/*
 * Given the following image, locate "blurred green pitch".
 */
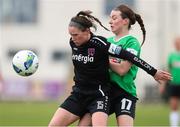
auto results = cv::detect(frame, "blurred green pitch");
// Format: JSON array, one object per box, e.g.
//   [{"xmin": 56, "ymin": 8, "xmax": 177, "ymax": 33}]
[{"xmin": 0, "ymin": 102, "xmax": 170, "ymax": 126}]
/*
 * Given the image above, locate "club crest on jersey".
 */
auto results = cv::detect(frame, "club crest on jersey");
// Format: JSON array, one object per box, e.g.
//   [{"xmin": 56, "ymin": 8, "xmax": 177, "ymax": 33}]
[{"xmin": 88, "ymin": 48, "xmax": 95, "ymax": 56}]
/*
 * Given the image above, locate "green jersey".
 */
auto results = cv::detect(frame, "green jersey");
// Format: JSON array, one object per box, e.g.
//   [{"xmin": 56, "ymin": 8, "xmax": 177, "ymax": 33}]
[
  {"xmin": 107, "ymin": 35, "xmax": 141, "ymax": 97},
  {"xmin": 168, "ymin": 52, "xmax": 180, "ymax": 84}
]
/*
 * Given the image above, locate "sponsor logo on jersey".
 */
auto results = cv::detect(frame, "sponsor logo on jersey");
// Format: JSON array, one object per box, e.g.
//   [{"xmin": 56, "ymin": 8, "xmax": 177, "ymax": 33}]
[
  {"xmin": 88, "ymin": 48, "xmax": 95, "ymax": 56},
  {"xmin": 172, "ymin": 61, "xmax": 180, "ymax": 67},
  {"xmin": 126, "ymin": 48, "xmax": 138, "ymax": 55},
  {"xmin": 108, "ymin": 43, "xmax": 122, "ymax": 55},
  {"xmin": 72, "ymin": 54, "xmax": 94, "ymax": 64}
]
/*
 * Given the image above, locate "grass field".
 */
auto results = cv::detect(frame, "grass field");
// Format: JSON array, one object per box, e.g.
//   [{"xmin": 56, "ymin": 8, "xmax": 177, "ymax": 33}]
[{"xmin": 0, "ymin": 101, "xmax": 170, "ymax": 126}]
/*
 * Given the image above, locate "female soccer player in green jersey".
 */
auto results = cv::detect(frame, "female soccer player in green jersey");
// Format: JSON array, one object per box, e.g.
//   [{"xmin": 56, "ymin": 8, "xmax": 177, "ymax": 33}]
[
  {"xmin": 77, "ymin": 4, "xmax": 169, "ymax": 126},
  {"xmin": 107, "ymin": 4, "xmax": 144, "ymax": 126},
  {"xmin": 159, "ymin": 37, "xmax": 180, "ymax": 126}
]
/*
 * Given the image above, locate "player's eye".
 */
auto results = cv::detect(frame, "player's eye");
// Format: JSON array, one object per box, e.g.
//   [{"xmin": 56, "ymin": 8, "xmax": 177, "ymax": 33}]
[{"xmin": 71, "ymin": 34, "xmax": 78, "ymax": 37}]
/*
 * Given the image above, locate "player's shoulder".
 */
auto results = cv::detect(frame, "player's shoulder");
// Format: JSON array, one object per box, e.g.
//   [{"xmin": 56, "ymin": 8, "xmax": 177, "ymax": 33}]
[
  {"xmin": 107, "ymin": 36, "xmax": 114, "ymax": 41},
  {"xmin": 169, "ymin": 51, "xmax": 179, "ymax": 58},
  {"xmin": 90, "ymin": 34, "xmax": 108, "ymax": 46},
  {"xmin": 125, "ymin": 35, "xmax": 140, "ymax": 47},
  {"xmin": 125, "ymin": 35, "xmax": 139, "ymax": 43}
]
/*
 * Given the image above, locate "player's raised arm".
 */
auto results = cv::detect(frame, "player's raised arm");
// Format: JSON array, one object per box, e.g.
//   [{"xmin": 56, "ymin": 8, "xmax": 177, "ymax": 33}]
[
  {"xmin": 107, "ymin": 43, "xmax": 172, "ymax": 81},
  {"xmin": 90, "ymin": 38, "xmax": 171, "ymax": 80}
]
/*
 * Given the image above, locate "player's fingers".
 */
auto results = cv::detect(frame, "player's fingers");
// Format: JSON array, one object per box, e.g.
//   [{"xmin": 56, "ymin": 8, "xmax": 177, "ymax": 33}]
[
  {"xmin": 156, "ymin": 75, "xmax": 170, "ymax": 81},
  {"xmin": 162, "ymin": 74, "xmax": 172, "ymax": 80},
  {"xmin": 160, "ymin": 71, "xmax": 172, "ymax": 80},
  {"xmin": 160, "ymin": 71, "xmax": 170, "ymax": 76}
]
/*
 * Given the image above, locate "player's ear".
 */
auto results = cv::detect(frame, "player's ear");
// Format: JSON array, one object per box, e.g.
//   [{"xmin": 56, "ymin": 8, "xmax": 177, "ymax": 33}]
[
  {"xmin": 123, "ymin": 18, "xmax": 129, "ymax": 25},
  {"xmin": 85, "ymin": 28, "xmax": 90, "ymax": 32},
  {"xmin": 84, "ymin": 28, "xmax": 91, "ymax": 34}
]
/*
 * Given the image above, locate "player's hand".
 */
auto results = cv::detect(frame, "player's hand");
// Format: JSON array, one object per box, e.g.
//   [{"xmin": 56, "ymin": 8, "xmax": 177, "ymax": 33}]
[{"xmin": 153, "ymin": 70, "xmax": 172, "ymax": 84}]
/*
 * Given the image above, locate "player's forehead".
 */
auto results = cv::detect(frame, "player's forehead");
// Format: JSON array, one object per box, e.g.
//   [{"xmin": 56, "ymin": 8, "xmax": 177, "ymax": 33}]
[
  {"xmin": 174, "ymin": 37, "xmax": 180, "ymax": 45},
  {"xmin": 176, "ymin": 37, "xmax": 180, "ymax": 42},
  {"xmin": 68, "ymin": 26, "xmax": 82, "ymax": 34},
  {"xmin": 110, "ymin": 10, "xmax": 121, "ymax": 18}
]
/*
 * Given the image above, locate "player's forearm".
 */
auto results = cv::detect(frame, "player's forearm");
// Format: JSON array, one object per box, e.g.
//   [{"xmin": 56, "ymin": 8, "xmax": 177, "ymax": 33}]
[
  {"xmin": 109, "ymin": 60, "xmax": 131, "ymax": 76},
  {"xmin": 108, "ymin": 44, "xmax": 157, "ymax": 76}
]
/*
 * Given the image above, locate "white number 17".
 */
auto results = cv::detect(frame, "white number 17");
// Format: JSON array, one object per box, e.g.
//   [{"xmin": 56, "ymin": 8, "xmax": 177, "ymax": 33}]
[{"xmin": 121, "ymin": 98, "xmax": 132, "ymax": 110}]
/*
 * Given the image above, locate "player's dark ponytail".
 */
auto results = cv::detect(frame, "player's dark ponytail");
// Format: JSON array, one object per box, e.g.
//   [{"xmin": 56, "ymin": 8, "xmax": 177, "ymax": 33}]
[{"xmin": 69, "ymin": 10, "xmax": 109, "ymax": 32}]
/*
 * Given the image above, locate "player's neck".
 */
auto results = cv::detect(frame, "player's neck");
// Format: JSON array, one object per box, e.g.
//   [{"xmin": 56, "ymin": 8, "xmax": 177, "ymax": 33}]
[{"xmin": 114, "ymin": 31, "xmax": 129, "ymax": 41}]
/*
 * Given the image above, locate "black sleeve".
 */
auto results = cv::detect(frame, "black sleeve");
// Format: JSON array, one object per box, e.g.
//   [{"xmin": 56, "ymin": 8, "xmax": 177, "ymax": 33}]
[
  {"xmin": 90, "ymin": 37, "xmax": 157, "ymax": 76},
  {"xmin": 108, "ymin": 43, "xmax": 157, "ymax": 76}
]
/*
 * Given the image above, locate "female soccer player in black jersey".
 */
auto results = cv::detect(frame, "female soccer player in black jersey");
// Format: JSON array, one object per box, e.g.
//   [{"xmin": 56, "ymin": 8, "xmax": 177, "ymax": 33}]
[{"xmin": 48, "ymin": 11, "xmax": 171, "ymax": 126}]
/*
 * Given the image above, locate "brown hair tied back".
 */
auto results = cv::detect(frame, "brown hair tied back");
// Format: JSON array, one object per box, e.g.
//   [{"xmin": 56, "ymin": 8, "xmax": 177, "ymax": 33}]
[
  {"xmin": 135, "ymin": 13, "xmax": 146, "ymax": 46},
  {"xmin": 70, "ymin": 10, "xmax": 109, "ymax": 32},
  {"xmin": 114, "ymin": 4, "xmax": 146, "ymax": 46}
]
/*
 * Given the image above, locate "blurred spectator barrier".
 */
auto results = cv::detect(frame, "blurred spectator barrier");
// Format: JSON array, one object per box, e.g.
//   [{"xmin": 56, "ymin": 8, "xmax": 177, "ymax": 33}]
[{"xmin": 0, "ymin": 78, "xmax": 66, "ymax": 101}]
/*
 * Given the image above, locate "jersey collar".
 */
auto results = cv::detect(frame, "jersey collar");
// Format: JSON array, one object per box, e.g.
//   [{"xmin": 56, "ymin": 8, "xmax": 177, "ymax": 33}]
[{"xmin": 113, "ymin": 34, "xmax": 131, "ymax": 42}]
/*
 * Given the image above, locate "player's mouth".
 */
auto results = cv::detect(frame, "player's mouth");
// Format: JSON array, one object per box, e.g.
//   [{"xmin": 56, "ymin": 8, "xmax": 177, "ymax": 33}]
[{"xmin": 110, "ymin": 25, "xmax": 114, "ymax": 30}]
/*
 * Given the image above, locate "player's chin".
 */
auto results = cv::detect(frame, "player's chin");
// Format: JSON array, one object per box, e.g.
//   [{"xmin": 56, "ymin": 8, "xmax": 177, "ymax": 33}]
[
  {"xmin": 74, "ymin": 42, "xmax": 81, "ymax": 46},
  {"xmin": 111, "ymin": 28, "xmax": 116, "ymax": 33},
  {"xmin": 74, "ymin": 43, "xmax": 80, "ymax": 46}
]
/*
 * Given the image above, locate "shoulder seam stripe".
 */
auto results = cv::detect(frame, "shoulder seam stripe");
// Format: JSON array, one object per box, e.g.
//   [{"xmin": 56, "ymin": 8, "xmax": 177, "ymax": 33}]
[{"xmin": 92, "ymin": 37, "xmax": 107, "ymax": 46}]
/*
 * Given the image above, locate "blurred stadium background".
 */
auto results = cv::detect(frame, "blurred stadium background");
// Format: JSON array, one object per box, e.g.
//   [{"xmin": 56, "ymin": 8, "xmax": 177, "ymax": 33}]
[{"xmin": 0, "ymin": 0, "xmax": 180, "ymax": 126}]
